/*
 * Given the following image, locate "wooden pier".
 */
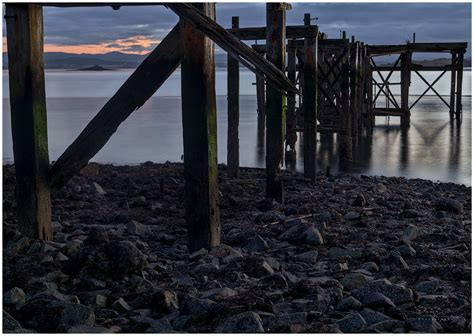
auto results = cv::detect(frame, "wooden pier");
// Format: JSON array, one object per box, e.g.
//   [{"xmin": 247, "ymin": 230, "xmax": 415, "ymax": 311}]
[{"xmin": 4, "ymin": 3, "xmax": 468, "ymax": 251}]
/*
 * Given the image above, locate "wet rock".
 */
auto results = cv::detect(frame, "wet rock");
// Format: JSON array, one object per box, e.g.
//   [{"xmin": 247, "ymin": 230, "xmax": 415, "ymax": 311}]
[
  {"xmin": 215, "ymin": 311, "xmax": 264, "ymax": 333},
  {"xmin": 335, "ymin": 296, "xmax": 362, "ymax": 311},
  {"xmin": 360, "ymin": 262, "xmax": 379, "ymax": 273},
  {"xmin": 341, "ymin": 272, "xmax": 373, "ymax": 290},
  {"xmin": 359, "ymin": 308, "xmax": 394, "ymax": 325},
  {"xmin": 344, "ymin": 211, "xmax": 361, "ymax": 221},
  {"xmin": 153, "ymin": 290, "xmax": 179, "ymax": 314},
  {"xmin": 263, "ymin": 312, "xmax": 307, "ymax": 331},
  {"xmin": 189, "ymin": 248, "xmax": 208, "ymax": 260},
  {"xmin": 242, "ymin": 234, "xmax": 268, "ymax": 252},
  {"xmin": 353, "ymin": 278, "xmax": 413, "ymax": 304},
  {"xmin": 126, "ymin": 220, "xmax": 150, "ymax": 236},
  {"xmin": 279, "ymin": 222, "xmax": 323, "ymax": 246},
  {"xmin": 336, "ymin": 313, "xmax": 367, "ymax": 333},
  {"xmin": 202, "ymin": 287, "xmax": 237, "ymax": 301},
  {"xmin": 4, "ymin": 287, "xmax": 26, "ymax": 310},
  {"xmin": 435, "ymin": 197, "xmax": 463, "ymax": 213},
  {"xmin": 406, "ymin": 315, "xmax": 443, "ymax": 332},
  {"xmin": 361, "ymin": 292, "xmax": 396, "ymax": 310},
  {"xmin": 67, "ymin": 325, "xmax": 112, "ymax": 333},
  {"xmin": 145, "ymin": 317, "xmax": 175, "ymax": 333},
  {"xmin": 415, "ymin": 279, "xmax": 439, "ymax": 294},
  {"xmin": 112, "ymin": 298, "xmax": 132, "ymax": 313}
]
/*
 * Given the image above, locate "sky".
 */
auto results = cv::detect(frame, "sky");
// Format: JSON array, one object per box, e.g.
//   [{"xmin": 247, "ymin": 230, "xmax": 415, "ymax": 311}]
[{"xmin": 2, "ymin": 3, "xmax": 472, "ymax": 57}]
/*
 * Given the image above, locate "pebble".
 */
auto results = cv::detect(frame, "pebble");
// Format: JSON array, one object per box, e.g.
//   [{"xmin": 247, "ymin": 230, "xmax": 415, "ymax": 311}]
[{"xmin": 341, "ymin": 272, "xmax": 373, "ymax": 290}]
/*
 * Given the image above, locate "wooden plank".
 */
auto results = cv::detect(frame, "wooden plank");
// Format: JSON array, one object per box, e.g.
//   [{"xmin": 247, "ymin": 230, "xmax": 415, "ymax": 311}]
[
  {"xmin": 166, "ymin": 3, "xmax": 298, "ymax": 95},
  {"xmin": 228, "ymin": 25, "xmax": 317, "ymax": 40},
  {"xmin": 6, "ymin": 4, "xmax": 52, "ymax": 240},
  {"xmin": 455, "ymin": 51, "xmax": 464, "ymax": 121},
  {"xmin": 285, "ymin": 40, "xmax": 297, "ymax": 155},
  {"xmin": 50, "ymin": 24, "xmax": 181, "ymax": 188},
  {"xmin": 227, "ymin": 16, "xmax": 240, "ymax": 178},
  {"xmin": 265, "ymin": 3, "xmax": 286, "ymax": 203},
  {"xmin": 373, "ymin": 108, "xmax": 405, "ymax": 117},
  {"xmin": 302, "ymin": 14, "xmax": 317, "ymax": 183},
  {"xmin": 180, "ymin": 3, "xmax": 220, "ymax": 251},
  {"xmin": 367, "ymin": 42, "xmax": 468, "ymax": 55}
]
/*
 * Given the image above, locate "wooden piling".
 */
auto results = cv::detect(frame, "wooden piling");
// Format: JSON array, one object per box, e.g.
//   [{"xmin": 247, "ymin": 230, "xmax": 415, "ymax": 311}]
[
  {"xmin": 285, "ymin": 39, "xmax": 297, "ymax": 157},
  {"xmin": 339, "ymin": 42, "xmax": 353, "ymax": 164},
  {"xmin": 303, "ymin": 13, "xmax": 317, "ymax": 182},
  {"xmin": 253, "ymin": 47, "xmax": 266, "ymax": 132},
  {"xmin": 455, "ymin": 50, "xmax": 464, "ymax": 122},
  {"xmin": 349, "ymin": 40, "xmax": 358, "ymax": 136},
  {"xmin": 5, "ymin": 4, "xmax": 52, "ymax": 240},
  {"xmin": 180, "ymin": 3, "xmax": 220, "ymax": 251},
  {"xmin": 449, "ymin": 52, "xmax": 457, "ymax": 121},
  {"xmin": 400, "ymin": 51, "xmax": 411, "ymax": 127},
  {"xmin": 227, "ymin": 16, "xmax": 240, "ymax": 178},
  {"xmin": 265, "ymin": 3, "xmax": 286, "ymax": 203}
]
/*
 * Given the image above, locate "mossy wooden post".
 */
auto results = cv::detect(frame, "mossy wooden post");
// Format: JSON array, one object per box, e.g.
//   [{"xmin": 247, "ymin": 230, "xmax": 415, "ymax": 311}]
[
  {"xmin": 180, "ymin": 3, "xmax": 220, "ymax": 251},
  {"xmin": 6, "ymin": 4, "xmax": 52, "ymax": 240},
  {"xmin": 227, "ymin": 16, "xmax": 240, "ymax": 178},
  {"xmin": 285, "ymin": 39, "xmax": 297, "ymax": 158},
  {"xmin": 449, "ymin": 52, "xmax": 457, "ymax": 121},
  {"xmin": 455, "ymin": 50, "xmax": 464, "ymax": 123},
  {"xmin": 303, "ymin": 13, "xmax": 317, "ymax": 183},
  {"xmin": 339, "ymin": 41, "xmax": 353, "ymax": 165},
  {"xmin": 400, "ymin": 51, "xmax": 411, "ymax": 127},
  {"xmin": 265, "ymin": 3, "xmax": 286, "ymax": 203}
]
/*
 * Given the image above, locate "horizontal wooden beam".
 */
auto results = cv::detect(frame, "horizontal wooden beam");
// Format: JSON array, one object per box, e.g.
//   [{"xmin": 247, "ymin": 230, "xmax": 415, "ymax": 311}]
[
  {"xmin": 373, "ymin": 108, "xmax": 407, "ymax": 117},
  {"xmin": 228, "ymin": 25, "xmax": 318, "ymax": 40},
  {"xmin": 50, "ymin": 23, "xmax": 181, "ymax": 189},
  {"xmin": 372, "ymin": 65, "xmax": 462, "ymax": 72},
  {"xmin": 367, "ymin": 42, "xmax": 468, "ymax": 55},
  {"xmin": 38, "ymin": 3, "xmax": 161, "ymax": 8},
  {"xmin": 166, "ymin": 3, "xmax": 298, "ymax": 95}
]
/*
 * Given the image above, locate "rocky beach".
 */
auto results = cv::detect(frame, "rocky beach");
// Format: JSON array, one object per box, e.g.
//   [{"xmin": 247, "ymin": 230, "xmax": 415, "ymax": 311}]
[{"xmin": 3, "ymin": 162, "xmax": 471, "ymax": 333}]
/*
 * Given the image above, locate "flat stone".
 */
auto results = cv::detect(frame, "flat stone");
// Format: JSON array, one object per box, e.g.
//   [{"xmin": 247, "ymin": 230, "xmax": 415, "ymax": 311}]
[
  {"xmin": 184, "ymin": 298, "xmax": 217, "ymax": 315},
  {"xmin": 341, "ymin": 272, "xmax": 373, "ymax": 290},
  {"xmin": 263, "ymin": 312, "xmax": 307, "ymax": 331},
  {"xmin": 336, "ymin": 313, "xmax": 367, "ymax": 333},
  {"xmin": 92, "ymin": 182, "xmax": 106, "ymax": 195},
  {"xmin": 435, "ymin": 197, "xmax": 463, "ymax": 213},
  {"xmin": 328, "ymin": 247, "xmax": 363, "ymax": 259},
  {"xmin": 112, "ymin": 298, "xmax": 131, "ymax": 313},
  {"xmin": 344, "ymin": 211, "xmax": 361, "ymax": 220},
  {"xmin": 279, "ymin": 222, "xmax": 324, "ymax": 246},
  {"xmin": 126, "ymin": 220, "xmax": 150, "ymax": 236},
  {"xmin": 361, "ymin": 292, "xmax": 396, "ymax": 310},
  {"xmin": 406, "ymin": 315, "xmax": 443, "ymax": 332},
  {"xmin": 215, "ymin": 311, "xmax": 264, "ymax": 333},
  {"xmin": 145, "ymin": 317, "xmax": 175, "ymax": 333},
  {"xmin": 201, "ymin": 287, "xmax": 237, "ymax": 300},
  {"xmin": 415, "ymin": 279, "xmax": 439, "ymax": 294},
  {"xmin": 242, "ymin": 234, "xmax": 269, "ymax": 252},
  {"xmin": 360, "ymin": 262, "xmax": 379, "ymax": 273},
  {"xmin": 353, "ymin": 278, "xmax": 413, "ymax": 304},
  {"xmin": 335, "ymin": 296, "xmax": 363, "ymax": 311},
  {"xmin": 189, "ymin": 248, "xmax": 208, "ymax": 260},
  {"xmin": 293, "ymin": 250, "xmax": 318, "ymax": 263},
  {"xmin": 359, "ymin": 308, "xmax": 394, "ymax": 325}
]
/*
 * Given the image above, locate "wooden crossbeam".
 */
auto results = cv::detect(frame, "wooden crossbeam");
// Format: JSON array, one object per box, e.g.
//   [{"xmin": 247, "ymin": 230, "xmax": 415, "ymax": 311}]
[
  {"xmin": 372, "ymin": 55, "xmax": 401, "ymax": 102},
  {"xmin": 415, "ymin": 70, "xmax": 450, "ymax": 109},
  {"xmin": 228, "ymin": 25, "xmax": 317, "ymax": 40},
  {"xmin": 166, "ymin": 3, "xmax": 298, "ymax": 95},
  {"xmin": 50, "ymin": 23, "xmax": 181, "ymax": 188},
  {"xmin": 409, "ymin": 70, "xmax": 447, "ymax": 110}
]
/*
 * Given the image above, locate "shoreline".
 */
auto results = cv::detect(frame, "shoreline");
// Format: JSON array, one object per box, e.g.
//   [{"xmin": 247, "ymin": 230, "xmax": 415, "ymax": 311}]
[{"xmin": 3, "ymin": 162, "xmax": 471, "ymax": 333}]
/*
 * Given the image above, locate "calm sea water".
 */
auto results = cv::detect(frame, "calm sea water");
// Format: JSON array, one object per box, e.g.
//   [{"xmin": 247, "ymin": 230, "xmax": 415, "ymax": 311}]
[{"xmin": 2, "ymin": 69, "xmax": 472, "ymax": 185}]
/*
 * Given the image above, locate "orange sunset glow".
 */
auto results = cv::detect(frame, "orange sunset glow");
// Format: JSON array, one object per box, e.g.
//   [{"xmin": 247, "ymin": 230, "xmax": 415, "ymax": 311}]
[{"xmin": 3, "ymin": 35, "xmax": 161, "ymax": 54}]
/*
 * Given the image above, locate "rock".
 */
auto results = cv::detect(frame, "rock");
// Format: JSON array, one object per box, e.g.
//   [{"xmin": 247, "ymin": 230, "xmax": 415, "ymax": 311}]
[
  {"xmin": 3, "ymin": 311, "xmax": 22, "ymax": 332},
  {"xmin": 341, "ymin": 272, "xmax": 373, "ymax": 290},
  {"xmin": 398, "ymin": 244, "xmax": 416, "ymax": 257},
  {"xmin": 361, "ymin": 292, "xmax": 396, "ymax": 310},
  {"xmin": 328, "ymin": 247, "xmax": 363, "ymax": 259},
  {"xmin": 353, "ymin": 278, "xmax": 413, "ymax": 304},
  {"xmin": 263, "ymin": 312, "xmax": 307, "ymax": 331},
  {"xmin": 352, "ymin": 193, "xmax": 366, "ymax": 207},
  {"xmin": 389, "ymin": 251, "xmax": 409, "ymax": 270},
  {"xmin": 55, "ymin": 252, "xmax": 69, "ymax": 262},
  {"xmin": 367, "ymin": 320, "xmax": 400, "ymax": 332},
  {"xmin": 183, "ymin": 298, "xmax": 217, "ymax": 316},
  {"xmin": 344, "ymin": 211, "xmax": 361, "ymax": 221},
  {"xmin": 126, "ymin": 220, "xmax": 150, "ymax": 236},
  {"xmin": 112, "ymin": 298, "xmax": 131, "ymax": 313},
  {"xmin": 92, "ymin": 182, "xmax": 106, "ymax": 195},
  {"xmin": 4, "ymin": 287, "xmax": 26, "ymax": 310},
  {"xmin": 435, "ymin": 197, "xmax": 463, "ymax": 213},
  {"xmin": 67, "ymin": 325, "xmax": 112, "ymax": 333},
  {"xmin": 201, "ymin": 287, "xmax": 237, "ymax": 301},
  {"xmin": 215, "ymin": 311, "xmax": 264, "ymax": 333},
  {"xmin": 189, "ymin": 248, "xmax": 208, "ymax": 260},
  {"xmin": 95, "ymin": 294, "xmax": 108, "ymax": 308},
  {"xmin": 335, "ymin": 296, "xmax": 362, "ymax": 311},
  {"xmin": 401, "ymin": 209, "xmax": 420, "ymax": 218},
  {"xmin": 255, "ymin": 261, "xmax": 274, "ymax": 277},
  {"xmin": 360, "ymin": 262, "xmax": 379, "ymax": 273},
  {"xmin": 293, "ymin": 250, "xmax": 318, "ymax": 263},
  {"xmin": 402, "ymin": 224, "xmax": 418, "ymax": 244},
  {"xmin": 84, "ymin": 227, "xmax": 109, "ymax": 246},
  {"xmin": 279, "ymin": 222, "xmax": 324, "ymax": 246},
  {"xmin": 242, "ymin": 234, "xmax": 269, "ymax": 252},
  {"xmin": 336, "ymin": 313, "xmax": 367, "ymax": 333},
  {"xmin": 359, "ymin": 308, "xmax": 394, "ymax": 325},
  {"xmin": 320, "ymin": 324, "xmax": 342, "ymax": 333},
  {"xmin": 145, "ymin": 318, "xmax": 175, "ymax": 333},
  {"xmin": 406, "ymin": 315, "xmax": 443, "ymax": 332},
  {"xmin": 375, "ymin": 183, "xmax": 387, "ymax": 193},
  {"xmin": 415, "ymin": 279, "xmax": 439, "ymax": 294},
  {"xmin": 153, "ymin": 290, "xmax": 178, "ymax": 314}
]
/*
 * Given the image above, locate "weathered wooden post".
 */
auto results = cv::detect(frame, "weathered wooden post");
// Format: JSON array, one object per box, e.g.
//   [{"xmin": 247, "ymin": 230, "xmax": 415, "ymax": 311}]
[
  {"xmin": 400, "ymin": 51, "xmax": 411, "ymax": 127},
  {"xmin": 455, "ymin": 50, "xmax": 464, "ymax": 122},
  {"xmin": 449, "ymin": 52, "xmax": 457, "ymax": 121},
  {"xmin": 339, "ymin": 40, "xmax": 353, "ymax": 164},
  {"xmin": 303, "ymin": 13, "xmax": 317, "ymax": 183},
  {"xmin": 349, "ymin": 38, "xmax": 358, "ymax": 137},
  {"xmin": 253, "ymin": 47, "xmax": 266, "ymax": 132},
  {"xmin": 227, "ymin": 16, "xmax": 240, "ymax": 178},
  {"xmin": 265, "ymin": 2, "xmax": 286, "ymax": 203},
  {"xmin": 5, "ymin": 4, "xmax": 52, "ymax": 240},
  {"xmin": 285, "ymin": 39, "xmax": 297, "ymax": 159},
  {"xmin": 180, "ymin": 3, "xmax": 220, "ymax": 251}
]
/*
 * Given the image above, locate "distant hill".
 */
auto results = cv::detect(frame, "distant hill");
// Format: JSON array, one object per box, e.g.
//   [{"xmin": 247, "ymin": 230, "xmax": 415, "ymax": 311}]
[
  {"xmin": 2, "ymin": 51, "xmax": 229, "ymax": 69},
  {"xmin": 380, "ymin": 57, "xmax": 471, "ymax": 68}
]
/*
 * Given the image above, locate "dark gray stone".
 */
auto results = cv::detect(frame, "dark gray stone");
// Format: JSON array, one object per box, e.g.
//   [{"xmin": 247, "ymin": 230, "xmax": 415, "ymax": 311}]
[
  {"xmin": 215, "ymin": 311, "xmax": 264, "ymax": 333},
  {"xmin": 336, "ymin": 313, "xmax": 367, "ymax": 333}
]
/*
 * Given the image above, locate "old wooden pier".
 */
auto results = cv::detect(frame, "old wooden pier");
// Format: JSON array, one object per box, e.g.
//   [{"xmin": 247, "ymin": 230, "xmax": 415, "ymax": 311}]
[{"xmin": 5, "ymin": 3, "xmax": 468, "ymax": 251}]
